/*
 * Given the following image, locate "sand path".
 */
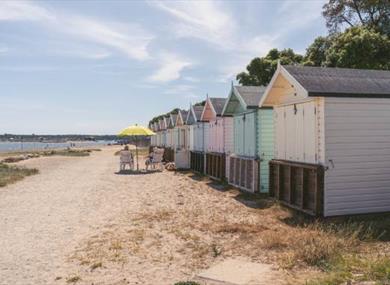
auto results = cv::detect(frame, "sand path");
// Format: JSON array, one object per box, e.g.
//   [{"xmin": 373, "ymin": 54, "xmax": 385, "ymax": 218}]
[
  {"xmin": 0, "ymin": 147, "xmax": 290, "ymax": 285},
  {"xmin": 0, "ymin": 147, "xmax": 140, "ymax": 284}
]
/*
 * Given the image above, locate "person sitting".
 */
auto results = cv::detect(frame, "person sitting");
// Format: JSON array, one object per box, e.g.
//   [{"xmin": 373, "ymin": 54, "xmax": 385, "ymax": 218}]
[
  {"xmin": 119, "ymin": 145, "xmax": 133, "ymax": 171},
  {"xmin": 145, "ymin": 147, "xmax": 164, "ymax": 170}
]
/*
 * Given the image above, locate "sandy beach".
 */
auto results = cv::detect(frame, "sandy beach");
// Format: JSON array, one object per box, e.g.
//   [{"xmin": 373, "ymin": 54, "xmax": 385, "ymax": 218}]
[{"xmin": 0, "ymin": 147, "xmax": 317, "ymax": 285}]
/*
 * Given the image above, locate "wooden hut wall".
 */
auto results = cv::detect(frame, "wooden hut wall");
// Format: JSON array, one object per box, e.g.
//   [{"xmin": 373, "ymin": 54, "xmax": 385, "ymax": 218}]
[
  {"xmin": 323, "ymin": 97, "xmax": 390, "ymax": 216},
  {"xmin": 204, "ymin": 123, "xmax": 210, "ymax": 152},
  {"xmin": 173, "ymin": 128, "xmax": 180, "ymax": 150},
  {"xmin": 207, "ymin": 118, "xmax": 224, "ymax": 153},
  {"xmin": 233, "ymin": 111, "xmax": 257, "ymax": 157},
  {"xmin": 188, "ymin": 125, "xmax": 195, "ymax": 151},
  {"xmin": 224, "ymin": 117, "xmax": 234, "ymax": 180},
  {"xmin": 185, "ymin": 125, "xmax": 191, "ymax": 151},
  {"xmin": 257, "ymin": 108, "xmax": 274, "ymax": 193},
  {"xmin": 193, "ymin": 123, "xmax": 205, "ymax": 152}
]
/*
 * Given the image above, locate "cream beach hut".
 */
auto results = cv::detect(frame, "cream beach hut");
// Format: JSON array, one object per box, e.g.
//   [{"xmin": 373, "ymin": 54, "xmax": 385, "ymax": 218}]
[
  {"xmin": 261, "ymin": 64, "xmax": 390, "ymax": 216},
  {"xmin": 187, "ymin": 104, "xmax": 206, "ymax": 173},
  {"xmin": 222, "ymin": 86, "xmax": 273, "ymax": 193},
  {"xmin": 174, "ymin": 109, "xmax": 190, "ymax": 169},
  {"xmin": 149, "ymin": 122, "xmax": 157, "ymax": 147},
  {"xmin": 201, "ymin": 97, "xmax": 234, "ymax": 180},
  {"xmin": 158, "ymin": 117, "xmax": 167, "ymax": 148},
  {"xmin": 165, "ymin": 113, "xmax": 177, "ymax": 162}
]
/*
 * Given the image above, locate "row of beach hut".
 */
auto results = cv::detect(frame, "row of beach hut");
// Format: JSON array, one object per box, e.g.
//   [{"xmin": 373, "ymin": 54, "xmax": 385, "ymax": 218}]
[{"xmin": 149, "ymin": 63, "xmax": 390, "ymax": 217}]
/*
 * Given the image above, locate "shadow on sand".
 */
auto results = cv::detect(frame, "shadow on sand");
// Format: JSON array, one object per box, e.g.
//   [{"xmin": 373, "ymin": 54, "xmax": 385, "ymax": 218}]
[
  {"xmin": 233, "ymin": 191, "xmax": 275, "ymax": 210},
  {"xmin": 206, "ymin": 180, "xmax": 230, "ymax": 192},
  {"xmin": 115, "ymin": 169, "xmax": 161, "ymax": 175}
]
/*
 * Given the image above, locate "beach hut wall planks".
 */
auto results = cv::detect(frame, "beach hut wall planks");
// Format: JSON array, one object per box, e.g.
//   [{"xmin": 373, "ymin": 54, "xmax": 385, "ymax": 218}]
[
  {"xmin": 201, "ymin": 97, "xmax": 233, "ymax": 180},
  {"xmin": 222, "ymin": 86, "xmax": 273, "ymax": 193},
  {"xmin": 158, "ymin": 117, "xmax": 167, "ymax": 148},
  {"xmin": 174, "ymin": 110, "xmax": 190, "ymax": 169},
  {"xmin": 163, "ymin": 115, "xmax": 175, "ymax": 162},
  {"xmin": 187, "ymin": 104, "xmax": 206, "ymax": 173},
  {"xmin": 261, "ymin": 64, "xmax": 390, "ymax": 217},
  {"xmin": 149, "ymin": 123, "xmax": 157, "ymax": 146}
]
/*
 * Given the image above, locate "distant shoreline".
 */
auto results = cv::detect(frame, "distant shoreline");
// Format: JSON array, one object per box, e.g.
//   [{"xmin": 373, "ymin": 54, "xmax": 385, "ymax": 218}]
[{"xmin": 0, "ymin": 140, "xmax": 114, "ymax": 154}]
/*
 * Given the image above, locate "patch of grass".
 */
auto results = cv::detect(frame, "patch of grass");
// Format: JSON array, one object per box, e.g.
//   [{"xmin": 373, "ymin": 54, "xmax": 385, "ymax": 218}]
[
  {"xmin": 211, "ymin": 243, "xmax": 222, "ymax": 257},
  {"xmin": 66, "ymin": 275, "xmax": 81, "ymax": 283},
  {"xmin": 306, "ymin": 255, "xmax": 390, "ymax": 285},
  {"xmin": 213, "ymin": 223, "xmax": 269, "ymax": 234},
  {"xmin": 0, "ymin": 163, "xmax": 38, "ymax": 187},
  {"xmin": 42, "ymin": 149, "xmax": 93, "ymax": 157},
  {"xmin": 90, "ymin": 261, "xmax": 102, "ymax": 271}
]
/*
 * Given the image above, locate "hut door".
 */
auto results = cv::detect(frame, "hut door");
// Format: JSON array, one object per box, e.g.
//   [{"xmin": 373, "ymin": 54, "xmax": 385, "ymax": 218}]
[
  {"xmin": 276, "ymin": 102, "xmax": 318, "ymax": 164},
  {"xmin": 274, "ymin": 107, "xmax": 286, "ymax": 160},
  {"xmin": 285, "ymin": 105, "xmax": 297, "ymax": 161},
  {"xmin": 234, "ymin": 116, "xmax": 244, "ymax": 155},
  {"xmin": 303, "ymin": 101, "xmax": 317, "ymax": 163}
]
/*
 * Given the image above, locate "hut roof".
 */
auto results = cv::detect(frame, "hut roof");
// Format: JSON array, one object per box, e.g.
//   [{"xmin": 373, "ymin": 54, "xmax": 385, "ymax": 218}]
[
  {"xmin": 284, "ymin": 65, "xmax": 390, "ymax": 97},
  {"xmin": 171, "ymin": 114, "xmax": 177, "ymax": 126},
  {"xmin": 193, "ymin": 105, "xmax": 204, "ymax": 121},
  {"xmin": 234, "ymin": 86, "xmax": 267, "ymax": 107},
  {"xmin": 209, "ymin": 98, "xmax": 227, "ymax": 115},
  {"xmin": 181, "ymin": 110, "xmax": 189, "ymax": 122}
]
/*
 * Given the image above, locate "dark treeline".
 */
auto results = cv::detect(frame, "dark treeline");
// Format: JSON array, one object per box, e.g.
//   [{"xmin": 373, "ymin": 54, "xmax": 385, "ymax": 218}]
[{"xmin": 0, "ymin": 134, "xmax": 118, "ymax": 142}]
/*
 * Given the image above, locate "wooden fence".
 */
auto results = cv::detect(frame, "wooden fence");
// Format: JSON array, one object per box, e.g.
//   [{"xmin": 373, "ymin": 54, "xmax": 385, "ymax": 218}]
[
  {"xmin": 205, "ymin": 153, "xmax": 226, "ymax": 180},
  {"xmin": 269, "ymin": 160, "xmax": 324, "ymax": 216},
  {"xmin": 190, "ymin": 151, "xmax": 204, "ymax": 174}
]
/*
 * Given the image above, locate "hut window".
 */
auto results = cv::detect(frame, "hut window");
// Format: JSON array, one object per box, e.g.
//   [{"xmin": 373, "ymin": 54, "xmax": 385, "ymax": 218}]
[{"xmin": 294, "ymin": 104, "xmax": 297, "ymax": 115}]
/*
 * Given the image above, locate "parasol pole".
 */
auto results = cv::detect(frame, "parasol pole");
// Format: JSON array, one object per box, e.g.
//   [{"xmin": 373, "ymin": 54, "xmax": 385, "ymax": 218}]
[{"xmin": 135, "ymin": 136, "xmax": 139, "ymax": 171}]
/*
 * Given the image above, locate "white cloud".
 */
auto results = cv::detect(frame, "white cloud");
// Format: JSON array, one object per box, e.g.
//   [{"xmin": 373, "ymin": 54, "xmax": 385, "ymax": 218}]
[
  {"xmin": 151, "ymin": 0, "xmax": 325, "ymax": 82},
  {"xmin": 149, "ymin": 1, "xmax": 235, "ymax": 50},
  {"xmin": 163, "ymin": 84, "xmax": 194, "ymax": 94},
  {"xmin": 59, "ymin": 16, "xmax": 153, "ymax": 60},
  {"xmin": 149, "ymin": 0, "xmax": 281, "ymax": 82},
  {"xmin": 0, "ymin": 1, "xmax": 154, "ymax": 60},
  {"xmin": 149, "ymin": 53, "xmax": 192, "ymax": 83},
  {"xmin": 0, "ymin": 1, "xmax": 54, "ymax": 21}
]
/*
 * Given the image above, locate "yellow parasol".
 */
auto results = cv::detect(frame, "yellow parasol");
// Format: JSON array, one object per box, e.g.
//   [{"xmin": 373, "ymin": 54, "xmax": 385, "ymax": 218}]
[{"xmin": 118, "ymin": 125, "xmax": 155, "ymax": 170}]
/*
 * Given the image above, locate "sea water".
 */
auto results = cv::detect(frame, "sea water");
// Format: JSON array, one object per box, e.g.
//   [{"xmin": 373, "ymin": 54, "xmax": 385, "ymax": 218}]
[{"xmin": 0, "ymin": 141, "xmax": 113, "ymax": 153}]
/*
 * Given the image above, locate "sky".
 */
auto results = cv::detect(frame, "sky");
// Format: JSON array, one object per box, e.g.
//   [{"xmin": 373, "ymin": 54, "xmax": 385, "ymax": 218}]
[{"xmin": 0, "ymin": 0, "xmax": 327, "ymax": 135}]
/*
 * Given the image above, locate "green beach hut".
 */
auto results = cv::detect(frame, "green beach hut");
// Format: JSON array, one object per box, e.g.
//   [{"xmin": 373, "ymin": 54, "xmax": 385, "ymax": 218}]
[{"xmin": 222, "ymin": 86, "xmax": 274, "ymax": 193}]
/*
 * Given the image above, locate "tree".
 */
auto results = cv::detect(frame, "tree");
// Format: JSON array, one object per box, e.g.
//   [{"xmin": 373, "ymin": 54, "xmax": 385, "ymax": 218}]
[
  {"xmin": 303, "ymin": 36, "xmax": 332, "ymax": 66},
  {"xmin": 325, "ymin": 26, "xmax": 390, "ymax": 69},
  {"xmin": 323, "ymin": 0, "xmax": 390, "ymax": 36},
  {"xmin": 236, "ymin": 48, "xmax": 303, "ymax": 86}
]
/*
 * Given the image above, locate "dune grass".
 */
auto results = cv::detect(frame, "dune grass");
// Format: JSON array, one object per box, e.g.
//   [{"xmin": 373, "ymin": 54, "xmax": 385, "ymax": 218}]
[
  {"xmin": 42, "ymin": 149, "xmax": 91, "ymax": 157},
  {"xmin": 0, "ymin": 163, "xmax": 39, "ymax": 187}
]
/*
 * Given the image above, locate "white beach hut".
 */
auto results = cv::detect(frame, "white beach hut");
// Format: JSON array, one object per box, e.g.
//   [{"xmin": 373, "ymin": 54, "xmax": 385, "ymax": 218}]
[
  {"xmin": 186, "ymin": 104, "xmax": 206, "ymax": 173},
  {"xmin": 261, "ymin": 64, "xmax": 390, "ymax": 216},
  {"xmin": 201, "ymin": 97, "xmax": 234, "ymax": 180},
  {"xmin": 174, "ymin": 110, "xmax": 190, "ymax": 169}
]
